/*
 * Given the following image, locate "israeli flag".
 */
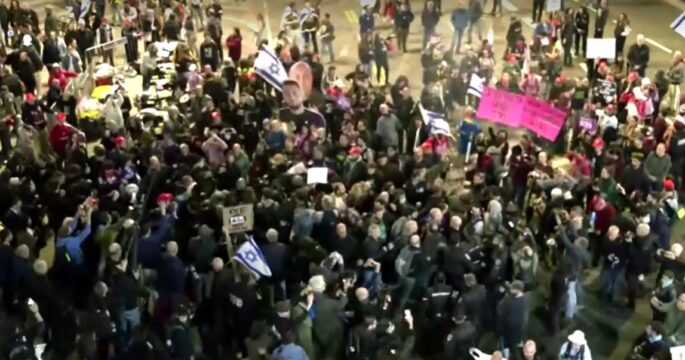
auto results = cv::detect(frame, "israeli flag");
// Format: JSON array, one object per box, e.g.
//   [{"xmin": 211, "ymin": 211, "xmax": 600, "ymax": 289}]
[
  {"xmin": 234, "ymin": 237, "xmax": 272, "ymax": 279},
  {"xmin": 671, "ymin": 12, "xmax": 685, "ymax": 39},
  {"xmin": 253, "ymin": 46, "xmax": 288, "ymax": 92},
  {"xmin": 299, "ymin": 7, "xmax": 318, "ymax": 26},
  {"xmin": 419, "ymin": 104, "xmax": 454, "ymax": 137},
  {"xmin": 467, "ymin": 73, "xmax": 484, "ymax": 97}
]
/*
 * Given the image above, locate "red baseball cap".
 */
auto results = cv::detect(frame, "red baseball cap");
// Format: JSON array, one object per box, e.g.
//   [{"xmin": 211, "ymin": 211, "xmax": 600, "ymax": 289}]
[
  {"xmin": 592, "ymin": 138, "xmax": 604, "ymax": 149},
  {"xmin": 348, "ymin": 146, "xmax": 362, "ymax": 157},
  {"xmin": 664, "ymin": 179, "xmax": 675, "ymax": 191},
  {"xmin": 56, "ymin": 112, "xmax": 66, "ymax": 122},
  {"xmin": 157, "ymin": 193, "xmax": 173, "ymax": 203},
  {"xmin": 25, "ymin": 93, "xmax": 35, "ymax": 102},
  {"xmin": 114, "ymin": 136, "xmax": 126, "ymax": 146}
]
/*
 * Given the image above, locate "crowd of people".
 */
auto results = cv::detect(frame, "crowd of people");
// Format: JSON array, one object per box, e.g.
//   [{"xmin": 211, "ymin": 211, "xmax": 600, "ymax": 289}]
[{"xmin": 0, "ymin": 0, "xmax": 683, "ymax": 359}]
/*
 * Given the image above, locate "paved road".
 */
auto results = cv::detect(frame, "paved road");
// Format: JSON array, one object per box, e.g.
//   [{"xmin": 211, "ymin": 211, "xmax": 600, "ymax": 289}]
[
  {"xmin": 217, "ymin": 0, "xmax": 685, "ymax": 92},
  {"xmin": 219, "ymin": 0, "xmax": 685, "ymax": 358}
]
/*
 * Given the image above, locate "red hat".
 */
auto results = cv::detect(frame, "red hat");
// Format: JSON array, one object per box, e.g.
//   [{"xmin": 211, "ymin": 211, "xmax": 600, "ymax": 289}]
[
  {"xmin": 348, "ymin": 146, "xmax": 363, "ymax": 157},
  {"xmin": 420, "ymin": 141, "xmax": 433, "ymax": 152},
  {"xmin": 664, "ymin": 179, "xmax": 675, "ymax": 191},
  {"xmin": 157, "ymin": 193, "xmax": 173, "ymax": 203},
  {"xmin": 592, "ymin": 138, "xmax": 604, "ymax": 149},
  {"xmin": 211, "ymin": 111, "xmax": 221, "ymax": 120},
  {"xmin": 114, "ymin": 136, "xmax": 126, "ymax": 146},
  {"xmin": 25, "ymin": 93, "xmax": 35, "ymax": 102},
  {"xmin": 56, "ymin": 112, "xmax": 66, "ymax": 123}
]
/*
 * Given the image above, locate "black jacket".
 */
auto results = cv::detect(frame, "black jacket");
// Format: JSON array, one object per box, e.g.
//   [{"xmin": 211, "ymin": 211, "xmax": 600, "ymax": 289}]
[
  {"xmin": 395, "ymin": 10, "xmax": 414, "ymax": 30},
  {"xmin": 627, "ymin": 43, "xmax": 650, "ymax": 68}
]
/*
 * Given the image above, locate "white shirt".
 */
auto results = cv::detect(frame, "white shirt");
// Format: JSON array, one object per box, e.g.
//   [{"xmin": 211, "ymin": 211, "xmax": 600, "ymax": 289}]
[{"xmin": 600, "ymin": 114, "xmax": 618, "ymax": 130}]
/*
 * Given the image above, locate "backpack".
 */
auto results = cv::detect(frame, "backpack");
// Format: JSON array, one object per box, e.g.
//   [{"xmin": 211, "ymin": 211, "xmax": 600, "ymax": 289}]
[{"xmin": 395, "ymin": 245, "xmax": 417, "ymax": 277}]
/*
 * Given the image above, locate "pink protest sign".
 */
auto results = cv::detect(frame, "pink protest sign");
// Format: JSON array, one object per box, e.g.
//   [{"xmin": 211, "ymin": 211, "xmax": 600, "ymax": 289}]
[
  {"xmin": 476, "ymin": 87, "xmax": 524, "ymax": 127},
  {"xmin": 522, "ymin": 97, "xmax": 568, "ymax": 141}
]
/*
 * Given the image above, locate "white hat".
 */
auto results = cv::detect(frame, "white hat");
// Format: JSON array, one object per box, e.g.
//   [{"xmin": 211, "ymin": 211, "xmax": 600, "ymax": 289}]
[
  {"xmin": 22, "ymin": 34, "xmax": 31, "ymax": 46},
  {"xmin": 189, "ymin": 64, "xmax": 197, "ymax": 72},
  {"xmin": 568, "ymin": 330, "xmax": 587, "ymax": 345}
]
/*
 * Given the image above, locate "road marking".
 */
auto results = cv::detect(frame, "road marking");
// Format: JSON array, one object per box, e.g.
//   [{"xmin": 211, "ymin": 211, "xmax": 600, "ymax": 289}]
[
  {"xmin": 522, "ymin": 16, "xmax": 535, "ymax": 29},
  {"xmin": 645, "ymin": 38, "xmax": 673, "ymax": 54},
  {"xmin": 262, "ymin": 0, "xmax": 273, "ymax": 45},
  {"xmin": 502, "ymin": 0, "xmax": 518, "ymax": 12},
  {"xmin": 225, "ymin": 16, "xmax": 258, "ymax": 31},
  {"xmin": 579, "ymin": 63, "xmax": 588, "ymax": 73},
  {"xmin": 345, "ymin": 10, "xmax": 359, "ymax": 25}
]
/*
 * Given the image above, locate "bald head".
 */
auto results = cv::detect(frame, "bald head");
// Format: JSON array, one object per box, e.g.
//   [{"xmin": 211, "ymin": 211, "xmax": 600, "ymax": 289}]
[{"xmin": 167, "ymin": 241, "xmax": 179, "ymax": 256}]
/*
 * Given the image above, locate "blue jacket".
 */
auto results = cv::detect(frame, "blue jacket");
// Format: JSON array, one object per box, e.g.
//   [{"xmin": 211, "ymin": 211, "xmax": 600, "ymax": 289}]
[
  {"xmin": 360, "ymin": 13, "xmax": 374, "ymax": 33},
  {"xmin": 451, "ymin": 8, "xmax": 469, "ymax": 31},
  {"xmin": 56, "ymin": 218, "xmax": 92, "ymax": 265},
  {"xmin": 138, "ymin": 215, "xmax": 175, "ymax": 269},
  {"xmin": 458, "ymin": 118, "xmax": 481, "ymax": 154},
  {"xmin": 156, "ymin": 254, "xmax": 187, "ymax": 298}
]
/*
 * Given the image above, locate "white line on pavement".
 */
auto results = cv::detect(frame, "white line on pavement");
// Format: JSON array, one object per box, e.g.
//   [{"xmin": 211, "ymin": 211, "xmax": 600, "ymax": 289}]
[
  {"xmin": 224, "ymin": 16, "xmax": 258, "ymax": 31},
  {"xmin": 502, "ymin": 0, "xmax": 518, "ymax": 12},
  {"xmin": 522, "ymin": 16, "xmax": 535, "ymax": 29},
  {"xmin": 645, "ymin": 38, "xmax": 673, "ymax": 54},
  {"xmin": 262, "ymin": 0, "xmax": 273, "ymax": 45}
]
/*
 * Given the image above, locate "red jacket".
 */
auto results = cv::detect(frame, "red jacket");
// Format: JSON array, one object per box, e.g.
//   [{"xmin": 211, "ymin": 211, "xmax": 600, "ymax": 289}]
[
  {"xmin": 48, "ymin": 69, "xmax": 77, "ymax": 91},
  {"xmin": 49, "ymin": 124, "xmax": 72, "ymax": 154}
]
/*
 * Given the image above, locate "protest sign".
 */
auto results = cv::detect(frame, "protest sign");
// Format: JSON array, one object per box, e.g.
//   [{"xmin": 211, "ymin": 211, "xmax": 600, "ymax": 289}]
[
  {"xmin": 307, "ymin": 167, "xmax": 329, "ymax": 184},
  {"xmin": 546, "ymin": 0, "xmax": 562, "ymax": 12},
  {"xmin": 361, "ymin": 0, "xmax": 376, "ymax": 7},
  {"xmin": 522, "ymin": 97, "xmax": 568, "ymax": 141},
  {"xmin": 587, "ymin": 38, "xmax": 616, "ymax": 59},
  {"xmin": 476, "ymin": 87, "xmax": 524, "ymax": 127},
  {"xmin": 578, "ymin": 116, "xmax": 597, "ymax": 133},
  {"xmin": 222, "ymin": 204, "xmax": 255, "ymax": 234},
  {"xmin": 596, "ymin": 80, "xmax": 617, "ymax": 102}
]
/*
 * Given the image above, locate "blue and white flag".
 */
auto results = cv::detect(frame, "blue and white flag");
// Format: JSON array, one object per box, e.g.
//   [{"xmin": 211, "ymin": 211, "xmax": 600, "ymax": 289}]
[
  {"xmin": 253, "ymin": 46, "xmax": 288, "ymax": 92},
  {"xmin": 299, "ymin": 7, "xmax": 318, "ymax": 26},
  {"xmin": 671, "ymin": 11, "xmax": 685, "ymax": 39},
  {"xmin": 234, "ymin": 237, "xmax": 272, "ymax": 279},
  {"xmin": 467, "ymin": 73, "xmax": 484, "ymax": 97},
  {"xmin": 419, "ymin": 104, "xmax": 454, "ymax": 137}
]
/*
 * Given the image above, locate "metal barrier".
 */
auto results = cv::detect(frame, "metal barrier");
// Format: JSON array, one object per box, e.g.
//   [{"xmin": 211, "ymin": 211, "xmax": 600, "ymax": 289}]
[{"xmin": 85, "ymin": 36, "xmax": 139, "ymax": 78}]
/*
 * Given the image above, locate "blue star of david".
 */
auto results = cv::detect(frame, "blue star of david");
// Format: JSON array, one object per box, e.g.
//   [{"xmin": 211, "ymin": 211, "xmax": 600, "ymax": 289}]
[
  {"xmin": 268, "ymin": 63, "xmax": 280, "ymax": 75},
  {"xmin": 245, "ymin": 250, "xmax": 258, "ymax": 262}
]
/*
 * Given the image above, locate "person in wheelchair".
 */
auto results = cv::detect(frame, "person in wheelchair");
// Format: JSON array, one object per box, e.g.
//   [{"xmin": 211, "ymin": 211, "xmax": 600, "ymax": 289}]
[{"xmin": 629, "ymin": 321, "xmax": 671, "ymax": 360}]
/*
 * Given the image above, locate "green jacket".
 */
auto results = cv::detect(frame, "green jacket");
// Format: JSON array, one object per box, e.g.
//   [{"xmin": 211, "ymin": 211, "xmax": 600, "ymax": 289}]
[
  {"xmin": 664, "ymin": 307, "xmax": 685, "ymax": 345},
  {"xmin": 644, "ymin": 152, "xmax": 671, "ymax": 181},
  {"xmin": 292, "ymin": 302, "xmax": 315, "ymax": 359}
]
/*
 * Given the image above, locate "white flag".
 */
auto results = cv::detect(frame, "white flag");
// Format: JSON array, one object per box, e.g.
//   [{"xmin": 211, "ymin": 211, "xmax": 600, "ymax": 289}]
[
  {"xmin": 253, "ymin": 46, "xmax": 288, "ymax": 92},
  {"xmin": 234, "ymin": 237, "xmax": 272, "ymax": 279},
  {"xmin": 419, "ymin": 104, "xmax": 453, "ymax": 137},
  {"xmin": 671, "ymin": 12, "xmax": 685, "ymax": 39},
  {"xmin": 467, "ymin": 73, "xmax": 483, "ymax": 97}
]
